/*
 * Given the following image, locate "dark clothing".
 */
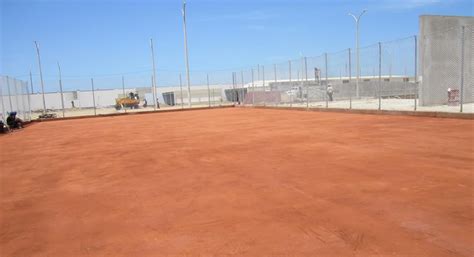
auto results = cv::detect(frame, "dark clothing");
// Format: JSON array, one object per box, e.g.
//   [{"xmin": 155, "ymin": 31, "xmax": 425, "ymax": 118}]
[
  {"xmin": 7, "ymin": 116, "xmax": 22, "ymax": 129},
  {"xmin": 6, "ymin": 116, "xmax": 15, "ymax": 127}
]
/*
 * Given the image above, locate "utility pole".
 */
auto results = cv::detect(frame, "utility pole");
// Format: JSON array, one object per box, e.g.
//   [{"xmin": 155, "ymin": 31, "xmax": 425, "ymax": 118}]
[
  {"xmin": 348, "ymin": 10, "xmax": 367, "ymax": 98},
  {"xmin": 34, "ymin": 41, "xmax": 47, "ymax": 113},
  {"xmin": 179, "ymin": 74, "xmax": 184, "ymax": 108},
  {"xmin": 57, "ymin": 62, "xmax": 65, "ymax": 117},
  {"xmin": 29, "ymin": 71, "xmax": 34, "ymax": 94},
  {"xmin": 182, "ymin": 0, "xmax": 192, "ymax": 107},
  {"xmin": 150, "ymin": 38, "xmax": 158, "ymax": 110}
]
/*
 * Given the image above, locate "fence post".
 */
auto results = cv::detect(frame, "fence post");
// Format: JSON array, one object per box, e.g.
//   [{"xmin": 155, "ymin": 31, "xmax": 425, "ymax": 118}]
[
  {"xmin": 231, "ymin": 72, "xmax": 235, "ymax": 104},
  {"xmin": 122, "ymin": 76, "xmax": 126, "ymax": 97},
  {"xmin": 26, "ymin": 80, "xmax": 32, "ymax": 121},
  {"xmin": 13, "ymin": 80, "xmax": 20, "ymax": 115},
  {"xmin": 151, "ymin": 76, "xmax": 156, "ymax": 108},
  {"xmin": 348, "ymin": 48, "xmax": 352, "ymax": 109},
  {"xmin": 179, "ymin": 74, "xmax": 184, "ymax": 108},
  {"xmin": 150, "ymin": 38, "xmax": 158, "ymax": 110},
  {"xmin": 325, "ymin": 53, "xmax": 328, "ymax": 108},
  {"xmin": 122, "ymin": 76, "xmax": 127, "ymax": 113},
  {"xmin": 29, "ymin": 71, "xmax": 34, "ymax": 94},
  {"xmin": 0, "ymin": 78, "xmax": 3, "ymax": 118},
  {"xmin": 274, "ymin": 64, "xmax": 277, "ymax": 82},
  {"xmin": 57, "ymin": 62, "xmax": 65, "ymax": 117},
  {"xmin": 378, "ymin": 42, "xmax": 382, "ymax": 110},
  {"xmin": 207, "ymin": 74, "xmax": 211, "ymax": 107},
  {"xmin": 91, "ymin": 78, "xmax": 96, "ymax": 116},
  {"xmin": 212, "ymin": 87, "xmax": 215, "ymax": 107},
  {"xmin": 414, "ymin": 35, "xmax": 418, "ymax": 111},
  {"xmin": 304, "ymin": 57, "xmax": 308, "ymax": 81},
  {"xmin": 251, "ymin": 68, "xmax": 255, "ymax": 105},
  {"xmin": 257, "ymin": 64, "xmax": 260, "ymax": 82},
  {"xmin": 20, "ymin": 81, "xmax": 27, "ymax": 120},
  {"xmin": 305, "ymin": 57, "xmax": 309, "ymax": 109},
  {"xmin": 29, "ymin": 72, "xmax": 34, "ymax": 118},
  {"xmin": 34, "ymin": 41, "xmax": 47, "ymax": 114},
  {"xmin": 12, "ymin": 80, "xmax": 19, "ymax": 117},
  {"xmin": 0, "ymin": 78, "xmax": 5, "ymax": 120},
  {"xmin": 288, "ymin": 60, "xmax": 292, "ymax": 82},
  {"xmin": 262, "ymin": 65, "xmax": 266, "ymax": 106},
  {"xmin": 241, "ymin": 70, "xmax": 244, "ymax": 104},
  {"xmin": 460, "ymin": 26, "xmax": 465, "ymax": 113},
  {"xmin": 6, "ymin": 76, "xmax": 13, "ymax": 113}
]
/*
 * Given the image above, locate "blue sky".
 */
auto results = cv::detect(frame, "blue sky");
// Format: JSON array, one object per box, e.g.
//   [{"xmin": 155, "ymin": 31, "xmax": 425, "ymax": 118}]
[{"xmin": 1, "ymin": 0, "xmax": 472, "ymax": 91}]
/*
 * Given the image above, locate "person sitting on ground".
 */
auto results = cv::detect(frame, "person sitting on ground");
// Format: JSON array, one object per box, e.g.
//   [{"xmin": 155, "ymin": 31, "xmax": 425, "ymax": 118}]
[{"xmin": 6, "ymin": 112, "xmax": 23, "ymax": 129}]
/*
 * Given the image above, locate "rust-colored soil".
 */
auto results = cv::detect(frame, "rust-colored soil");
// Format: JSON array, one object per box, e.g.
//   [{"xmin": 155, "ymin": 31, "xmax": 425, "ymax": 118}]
[{"xmin": 1, "ymin": 108, "xmax": 473, "ymax": 257}]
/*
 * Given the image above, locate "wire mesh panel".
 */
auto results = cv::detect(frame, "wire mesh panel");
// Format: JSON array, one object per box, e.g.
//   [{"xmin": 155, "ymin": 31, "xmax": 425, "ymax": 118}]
[
  {"xmin": 306, "ymin": 55, "xmax": 327, "ymax": 108},
  {"xmin": 242, "ymin": 67, "xmax": 258, "ymax": 106},
  {"xmin": 240, "ymin": 69, "xmax": 253, "ymax": 106},
  {"xmin": 264, "ymin": 60, "xmax": 308, "ymax": 107},
  {"xmin": 188, "ymin": 71, "xmax": 212, "ymax": 107},
  {"xmin": 380, "ymin": 37, "xmax": 417, "ymax": 111},
  {"xmin": 275, "ymin": 61, "xmax": 290, "ymax": 83},
  {"xmin": 352, "ymin": 44, "xmax": 380, "ymax": 110},
  {"xmin": 326, "ymin": 49, "xmax": 352, "ymax": 109},
  {"xmin": 207, "ymin": 70, "xmax": 234, "ymax": 106},
  {"xmin": 0, "ymin": 76, "xmax": 31, "ymax": 122}
]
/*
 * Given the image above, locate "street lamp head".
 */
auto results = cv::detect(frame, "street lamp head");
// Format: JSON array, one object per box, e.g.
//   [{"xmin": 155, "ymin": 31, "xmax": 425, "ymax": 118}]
[
  {"xmin": 348, "ymin": 10, "xmax": 367, "ymax": 21},
  {"xmin": 348, "ymin": 13, "xmax": 357, "ymax": 21}
]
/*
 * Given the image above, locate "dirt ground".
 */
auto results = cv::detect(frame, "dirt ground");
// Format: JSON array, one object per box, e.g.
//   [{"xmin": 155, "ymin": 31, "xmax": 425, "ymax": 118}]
[{"xmin": 0, "ymin": 108, "xmax": 472, "ymax": 257}]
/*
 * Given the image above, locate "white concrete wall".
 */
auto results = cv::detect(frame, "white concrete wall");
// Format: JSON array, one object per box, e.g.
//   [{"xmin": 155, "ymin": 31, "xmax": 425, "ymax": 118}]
[
  {"xmin": 420, "ymin": 15, "xmax": 474, "ymax": 106},
  {"xmin": 24, "ymin": 85, "xmax": 231, "ymax": 111}
]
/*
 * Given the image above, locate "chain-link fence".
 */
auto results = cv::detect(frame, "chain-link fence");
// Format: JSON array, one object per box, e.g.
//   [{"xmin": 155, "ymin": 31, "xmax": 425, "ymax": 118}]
[
  {"xmin": 6, "ymin": 25, "xmax": 472, "ymax": 120},
  {"xmin": 0, "ymin": 76, "xmax": 31, "ymax": 122}
]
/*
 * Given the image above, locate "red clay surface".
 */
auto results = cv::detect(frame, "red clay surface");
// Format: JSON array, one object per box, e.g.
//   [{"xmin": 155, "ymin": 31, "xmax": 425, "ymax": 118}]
[{"xmin": 0, "ymin": 108, "xmax": 473, "ymax": 257}]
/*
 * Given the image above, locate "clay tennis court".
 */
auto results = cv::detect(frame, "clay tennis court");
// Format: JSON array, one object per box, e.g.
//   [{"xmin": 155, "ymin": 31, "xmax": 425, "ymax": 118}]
[{"xmin": 0, "ymin": 108, "xmax": 472, "ymax": 257}]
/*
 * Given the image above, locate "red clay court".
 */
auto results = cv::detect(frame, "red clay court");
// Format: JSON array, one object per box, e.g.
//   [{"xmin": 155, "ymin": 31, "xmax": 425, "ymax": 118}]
[{"xmin": 0, "ymin": 108, "xmax": 473, "ymax": 257}]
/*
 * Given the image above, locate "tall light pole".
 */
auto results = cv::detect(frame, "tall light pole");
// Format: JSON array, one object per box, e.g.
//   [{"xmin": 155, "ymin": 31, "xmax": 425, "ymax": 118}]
[
  {"xmin": 348, "ymin": 9, "xmax": 367, "ymax": 98},
  {"xmin": 182, "ymin": 0, "xmax": 192, "ymax": 107},
  {"xmin": 57, "ymin": 62, "xmax": 65, "ymax": 117},
  {"xmin": 29, "ymin": 71, "xmax": 34, "ymax": 94},
  {"xmin": 150, "ymin": 38, "xmax": 158, "ymax": 110},
  {"xmin": 34, "ymin": 41, "xmax": 47, "ymax": 113}
]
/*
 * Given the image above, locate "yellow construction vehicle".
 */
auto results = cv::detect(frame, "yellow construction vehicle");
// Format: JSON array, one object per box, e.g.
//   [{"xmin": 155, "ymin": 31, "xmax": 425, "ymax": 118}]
[{"xmin": 115, "ymin": 93, "xmax": 140, "ymax": 110}]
